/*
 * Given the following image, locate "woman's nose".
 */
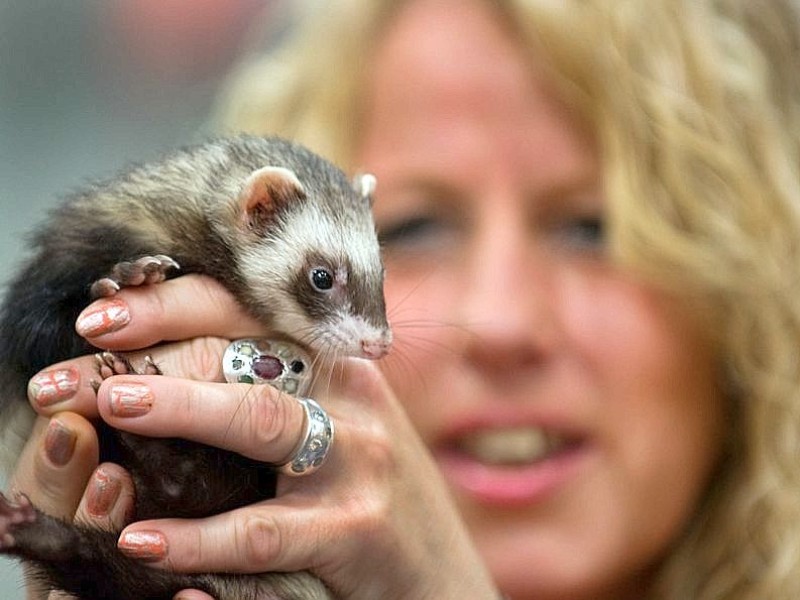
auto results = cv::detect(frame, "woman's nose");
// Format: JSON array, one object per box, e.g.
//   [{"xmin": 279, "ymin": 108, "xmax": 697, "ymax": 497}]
[{"xmin": 455, "ymin": 213, "xmax": 560, "ymax": 373}]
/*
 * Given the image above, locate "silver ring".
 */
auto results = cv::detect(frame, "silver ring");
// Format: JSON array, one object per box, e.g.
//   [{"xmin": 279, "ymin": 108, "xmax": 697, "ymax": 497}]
[
  {"xmin": 222, "ymin": 338, "xmax": 313, "ymax": 396},
  {"xmin": 278, "ymin": 397, "xmax": 334, "ymax": 477}
]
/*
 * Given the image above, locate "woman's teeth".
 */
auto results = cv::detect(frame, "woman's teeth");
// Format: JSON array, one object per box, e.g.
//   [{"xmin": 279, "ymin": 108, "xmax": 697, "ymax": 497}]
[{"xmin": 457, "ymin": 428, "xmax": 566, "ymax": 465}]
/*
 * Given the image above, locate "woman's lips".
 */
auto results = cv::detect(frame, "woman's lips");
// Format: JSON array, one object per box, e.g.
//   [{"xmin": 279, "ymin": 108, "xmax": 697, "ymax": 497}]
[{"xmin": 436, "ymin": 426, "xmax": 589, "ymax": 507}]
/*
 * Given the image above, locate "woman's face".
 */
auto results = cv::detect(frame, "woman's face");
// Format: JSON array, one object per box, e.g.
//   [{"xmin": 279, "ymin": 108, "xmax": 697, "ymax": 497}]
[{"xmin": 355, "ymin": 0, "xmax": 726, "ymax": 598}]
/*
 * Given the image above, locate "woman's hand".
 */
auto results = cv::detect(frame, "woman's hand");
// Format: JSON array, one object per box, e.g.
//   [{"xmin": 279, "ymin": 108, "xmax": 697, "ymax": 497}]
[
  {"xmin": 25, "ymin": 275, "xmax": 498, "ymax": 599},
  {"xmin": 9, "ymin": 414, "xmax": 135, "ymax": 600}
]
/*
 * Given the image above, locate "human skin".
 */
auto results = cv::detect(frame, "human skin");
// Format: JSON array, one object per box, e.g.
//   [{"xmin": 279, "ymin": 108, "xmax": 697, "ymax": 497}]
[
  {"xmin": 357, "ymin": 0, "xmax": 727, "ymax": 598},
  {"xmin": 13, "ymin": 0, "xmax": 727, "ymax": 598},
  {"xmin": 14, "ymin": 276, "xmax": 498, "ymax": 599}
]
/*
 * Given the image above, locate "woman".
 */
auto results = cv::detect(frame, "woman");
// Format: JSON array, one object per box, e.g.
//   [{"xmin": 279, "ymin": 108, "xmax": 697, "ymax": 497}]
[{"xmin": 10, "ymin": 0, "xmax": 800, "ymax": 598}]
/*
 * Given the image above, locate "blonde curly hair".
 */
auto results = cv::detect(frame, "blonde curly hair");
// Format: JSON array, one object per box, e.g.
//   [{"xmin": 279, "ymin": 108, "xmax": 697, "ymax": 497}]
[{"xmin": 215, "ymin": 1, "xmax": 800, "ymax": 597}]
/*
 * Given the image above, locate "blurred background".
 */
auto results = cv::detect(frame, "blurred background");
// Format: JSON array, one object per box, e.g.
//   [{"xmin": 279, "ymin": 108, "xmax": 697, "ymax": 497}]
[{"xmin": 0, "ymin": 0, "xmax": 287, "ymax": 594}]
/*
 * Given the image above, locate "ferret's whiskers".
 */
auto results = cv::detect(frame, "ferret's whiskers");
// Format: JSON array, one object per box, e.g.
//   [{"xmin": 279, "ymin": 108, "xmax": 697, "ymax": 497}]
[
  {"xmin": 324, "ymin": 350, "xmax": 339, "ymax": 398},
  {"xmin": 378, "ymin": 343, "xmax": 422, "ymax": 389},
  {"xmin": 385, "ymin": 268, "xmax": 437, "ymax": 316},
  {"xmin": 389, "ymin": 319, "xmax": 461, "ymax": 357},
  {"xmin": 309, "ymin": 346, "xmax": 331, "ymax": 392},
  {"xmin": 224, "ymin": 383, "xmax": 259, "ymax": 444}
]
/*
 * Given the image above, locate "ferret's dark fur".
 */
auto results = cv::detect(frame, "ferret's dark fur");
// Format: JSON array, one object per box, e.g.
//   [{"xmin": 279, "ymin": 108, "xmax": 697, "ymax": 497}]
[{"xmin": 0, "ymin": 135, "xmax": 392, "ymax": 599}]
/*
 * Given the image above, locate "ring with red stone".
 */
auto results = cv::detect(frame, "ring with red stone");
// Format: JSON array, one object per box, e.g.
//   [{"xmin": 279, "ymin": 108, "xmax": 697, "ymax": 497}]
[{"xmin": 221, "ymin": 338, "xmax": 313, "ymax": 396}]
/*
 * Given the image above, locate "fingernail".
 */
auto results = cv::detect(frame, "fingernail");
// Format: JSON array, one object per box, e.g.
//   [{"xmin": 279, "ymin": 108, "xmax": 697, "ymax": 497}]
[
  {"xmin": 28, "ymin": 367, "xmax": 80, "ymax": 407},
  {"xmin": 109, "ymin": 383, "xmax": 154, "ymax": 417},
  {"xmin": 86, "ymin": 467, "xmax": 122, "ymax": 518},
  {"xmin": 43, "ymin": 419, "xmax": 76, "ymax": 466},
  {"xmin": 118, "ymin": 530, "xmax": 168, "ymax": 561},
  {"xmin": 76, "ymin": 298, "xmax": 131, "ymax": 338}
]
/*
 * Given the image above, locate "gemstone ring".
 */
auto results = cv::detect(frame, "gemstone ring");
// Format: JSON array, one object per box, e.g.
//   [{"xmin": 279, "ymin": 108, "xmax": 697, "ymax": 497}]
[{"xmin": 221, "ymin": 338, "xmax": 313, "ymax": 396}]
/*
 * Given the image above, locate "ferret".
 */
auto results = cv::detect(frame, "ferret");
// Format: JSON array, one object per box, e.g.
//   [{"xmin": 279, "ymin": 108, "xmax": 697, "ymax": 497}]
[{"xmin": 0, "ymin": 135, "xmax": 392, "ymax": 600}]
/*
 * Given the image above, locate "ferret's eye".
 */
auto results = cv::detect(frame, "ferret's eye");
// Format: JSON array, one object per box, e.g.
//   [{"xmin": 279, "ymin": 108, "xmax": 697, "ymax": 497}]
[{"xmin": 310, "ymin": 267, "xmax": 334, "ymax": 291}]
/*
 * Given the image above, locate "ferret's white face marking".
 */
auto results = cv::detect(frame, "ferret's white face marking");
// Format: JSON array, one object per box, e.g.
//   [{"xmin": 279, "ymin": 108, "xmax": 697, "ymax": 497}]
[
  {"xmin": 238, "ymin": 190, "xmax": 391, "ymax": 359},
  {"xmin": 314, "ymin": 309, "xmax": 393, "ymax": 359}
]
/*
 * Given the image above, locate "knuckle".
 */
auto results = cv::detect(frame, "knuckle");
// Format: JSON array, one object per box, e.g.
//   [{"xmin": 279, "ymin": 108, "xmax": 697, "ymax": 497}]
[
  {"xmin": 239, "ymin": 512, "xmax": 283, "ymax": 568},
  {"xmin": 343, "ymin": 359, "xmax": 390, "ymax": 409},
  {"xmin": 339, "ymin": 487, "xmax": 391, "ymax": 547},
  {"xmin": 244, "ymin": 387, "xmax": 294, "ymax": 455},
  {"xmin": 352, "ymin": 420, "xmax": 396, "ymax": 471},
  {"xmin": 183, "ymin": 337, "xmax": 227, "ymax": 381},
  {"xmin": 335, "ymin": 436, "xmax": 395, "ymax": 529}
]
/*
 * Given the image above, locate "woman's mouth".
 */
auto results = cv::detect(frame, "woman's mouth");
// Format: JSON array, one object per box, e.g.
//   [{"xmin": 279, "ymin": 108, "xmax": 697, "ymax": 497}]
[
  {"xmin": 456, "ymin": 427, "xmax": 569, "ymax": 465},
  {"xmin": 437, "ymin": 426, "xmax": 589, "ymax": 507}
]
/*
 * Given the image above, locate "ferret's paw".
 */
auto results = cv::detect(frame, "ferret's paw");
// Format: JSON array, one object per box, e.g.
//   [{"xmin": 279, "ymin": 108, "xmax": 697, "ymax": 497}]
[
  {"xmin": 94, "ymin": 351, "xmax": 162, "ymax": 381},
  {"xmin": 89, "ymin": 255, "xmax": 180, "ymax": 299},
  {"xmin": 0, "ymin": 493, "xmax": 36, "ymax": 550}
]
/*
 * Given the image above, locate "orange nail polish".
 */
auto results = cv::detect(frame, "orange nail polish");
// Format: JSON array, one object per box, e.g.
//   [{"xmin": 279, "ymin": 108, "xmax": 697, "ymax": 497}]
[
  {"xmin": 109, "ymin": 383, "xmax": 154, "ymax": 417},
  {"xmin": 43, "ymin": 420, "xmax": 76, "ymax": 466},
  {"xmin": 28, "ymin": 367, "xmax": 80, "ymax": 407},
  {"xmin": 75, "ymin": 298, "xmax": 130, "ymax": 338},
  {"xmin": 86, "ymin": 467, "xmax": 122, "ymax": 518},
  {"xmin": 118, "ymin": 530, "xmax": 168, "ymax": 561}
]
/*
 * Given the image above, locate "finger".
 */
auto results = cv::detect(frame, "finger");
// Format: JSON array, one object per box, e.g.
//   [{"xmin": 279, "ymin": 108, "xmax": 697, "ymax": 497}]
[
  {"xmin": 13, "ymin": 415, "xmax": 97, "ymax": 600},
  {"xmin": 116, "ymin": 502, "xmax": 331, "ymax": 575},
  {"xmin": 114, "ymin": 361, "xmax": 398, "ymax": 575},
  {"xmin": 74, "ymin": 463, "xmax": 135, "ymax": 532},
  {"xmin": 74, "ymin": 275, "xmax": 264, "ymax": 350},
  {"xmin": 27, "ymin": 363, "xmax": 94, "ymax": 417},
  {"xmin": 95, "ymin": 376, "xmax": 306, "ymax": 464},
  {"xmin": 174, "ymin": 591, "xmax": 215, "ymax": 600},
  {"xmin": 28, "ymin": 337, "xmax": 232, "ymax": 419},
  {"xmin": 8, "ymin": 414, "xmax": 99, "ymax": 521}
]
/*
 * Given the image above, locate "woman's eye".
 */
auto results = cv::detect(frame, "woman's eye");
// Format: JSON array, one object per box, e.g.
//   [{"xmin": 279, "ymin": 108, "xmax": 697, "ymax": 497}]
[
  {"xmin": 378, "ymin": 216, "xmax": 447, "ymax": 249},
  {"xmin": 556, "ymin": 216, "xmax": 606, "ymax": 251}
]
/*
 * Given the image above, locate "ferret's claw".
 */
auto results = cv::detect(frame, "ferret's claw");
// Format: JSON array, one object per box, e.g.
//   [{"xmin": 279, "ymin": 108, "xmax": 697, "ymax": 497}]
[
  {"xmin": 89, "ymin": 254, "xmax": 180, "ymax": 299},
  {"xmin": 95, "ymin": 351, "xmax": 134, "ymax": 379},
  {"xmin": 143, "ymin": 355, "xmax": 163, "ymax": 375},
  {"xmin": 94, "ymin": 351, "xmax": 162, "ymax": 379},
  {"xmin": 154, "ymin": 254, "xmax": 181, "ymax": 270},
  {"xmin": 89, "ymin": 277, "xmax": 120, "ymax": 299},
  {"xmin": 0, "ymin": 493, "xmax": 36, "ymax": 549}
]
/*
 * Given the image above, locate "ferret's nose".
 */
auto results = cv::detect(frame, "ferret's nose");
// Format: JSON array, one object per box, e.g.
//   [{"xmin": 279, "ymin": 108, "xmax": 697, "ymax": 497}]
[{"xmin": 361, "ymin": 338, "xmax": 391, "ymax": 360}]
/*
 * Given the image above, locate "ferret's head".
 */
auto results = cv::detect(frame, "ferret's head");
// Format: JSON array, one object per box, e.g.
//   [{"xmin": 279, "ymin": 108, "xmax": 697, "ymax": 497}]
[{"xmin": 231, "ymin": 160, "xmax": 392, "ymax": 361}]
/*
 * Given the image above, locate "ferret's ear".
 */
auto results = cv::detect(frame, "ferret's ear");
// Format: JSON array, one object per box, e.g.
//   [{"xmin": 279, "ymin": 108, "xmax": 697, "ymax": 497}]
[
  {"xmin": 240, "ymin": 166, "xmax": 306, "ymax": 231},
  {"xmin": 352, "ymin": 173, "xmax": 377, "ymax": 207}
]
